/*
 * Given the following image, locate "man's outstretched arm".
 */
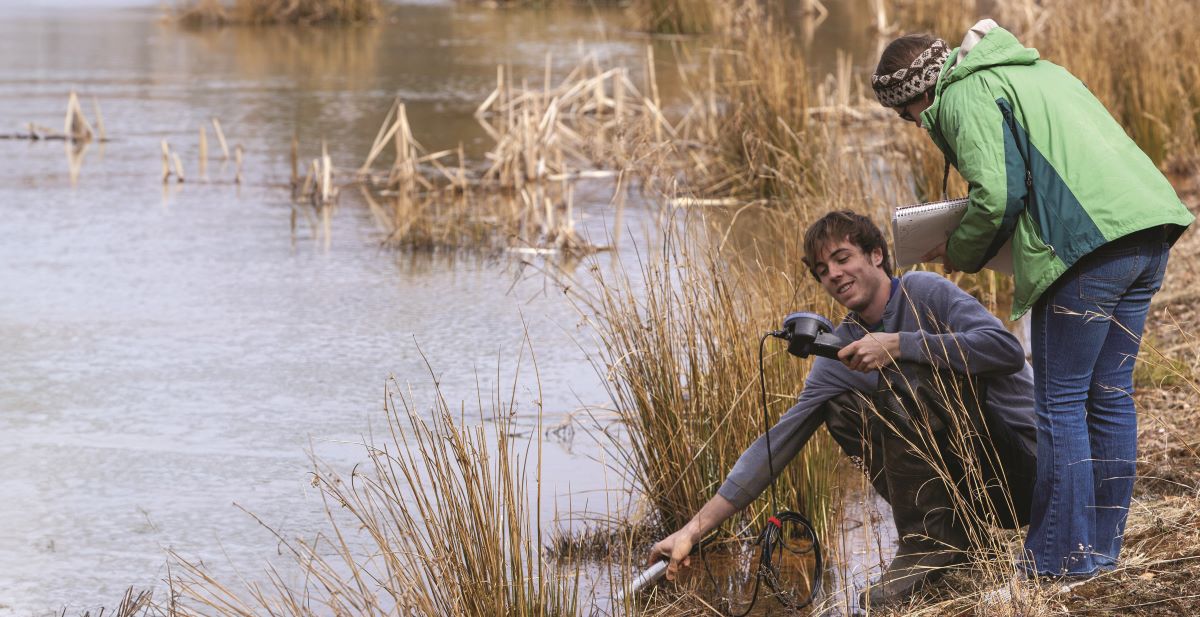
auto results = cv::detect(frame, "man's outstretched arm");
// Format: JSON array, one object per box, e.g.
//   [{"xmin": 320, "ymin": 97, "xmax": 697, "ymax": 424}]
[
  {"xmin": 644, "ymin": 362, "xmax": 849, "ymax": 580},
  {"xmin": 646, "ymin": 493, "xmax": 739, "ymax": 580}
]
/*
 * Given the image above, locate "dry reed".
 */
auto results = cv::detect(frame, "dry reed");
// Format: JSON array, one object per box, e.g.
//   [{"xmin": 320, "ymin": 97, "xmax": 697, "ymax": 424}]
[
  {"xmin": 1029, "ymin": 0, "xmax": 1200, "ymax": 171},
  {"xmin": 1, "ymin": 92, "xmax": 103, "ymax": 143},
  {"xmin": 334, "ymin": 52, "xmax": 692, "ymax": 256},
  {"xmin": 168, "ymin": 360, "xmax": 591, "ymax": 616},
  {"xmin": 69, "ymin": 588, "xmax": 157, "ymax": 617},
  {"xmin": 627, "ymin": 0, "xmax": 729, "ymax": 35}
]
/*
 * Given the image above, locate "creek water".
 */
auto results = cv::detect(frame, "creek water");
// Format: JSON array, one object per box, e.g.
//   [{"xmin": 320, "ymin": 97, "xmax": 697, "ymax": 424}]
[{"xmin": 0, "ymin": 1, "xmax": 887, "ymax": 614}]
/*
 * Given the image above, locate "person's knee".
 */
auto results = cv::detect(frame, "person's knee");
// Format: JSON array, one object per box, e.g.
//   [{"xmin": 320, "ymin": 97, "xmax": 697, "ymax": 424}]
[{"xmin": 823, "ymin": 391, "xmax": 874, "ymax": 445}]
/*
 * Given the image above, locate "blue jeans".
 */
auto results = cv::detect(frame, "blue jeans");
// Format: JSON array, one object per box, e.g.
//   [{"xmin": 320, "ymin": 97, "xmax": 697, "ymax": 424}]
[{"xmin": 1023, "ymin": 231, "xmax": 1170, "ymax": 576}]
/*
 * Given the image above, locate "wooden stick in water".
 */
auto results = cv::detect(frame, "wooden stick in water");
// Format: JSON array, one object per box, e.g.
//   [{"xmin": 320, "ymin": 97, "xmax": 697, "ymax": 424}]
[
  {"xmin": 321, "ymin": 141, "xmax": 332, "ymax": 205},
  {"xmin": 91, "ymin": 96, "xmax": 106, "ymax": 141},
  {"xmin": 361, "ymin": 98, "xmax": 400, "ymax": 174},
  {"xmin": 362, "ymin": 110, "xmax": 404, "ymax": 174},
  {"xmin": 646, "ymin": 46, "xmax": 660, "ymax": 110},
  {"xmin": 614, "ymin": 68, "xmax": 625, "ymax": 120},
  {"xmin": 457, "ymin": 144, "xmax": 466, "ymax": 191},
  {"xmin": 290, "ymin": 133, "xmax": 299, "ymax": 187},
  {"xmin": 173, "ymin": 152, "xmax": 186, "ymax": 183},
  {"xmin": 161, "ymin": 139, "xmax": 171, "ymax": 183},
  {"xmin": 309, "ymin": 159, "xmax": 320, "ymax": 206},
  {"xmin": 498, "ymin": 65, "xmax": 505, "ymax": 111},
  {"xmin": 300, "ymin": 162, "xmax": 314, "ymax": 201},
  {"xmin": 212, "ymin": 117, "xmax": 230, "ymax": 159},
  {"xmin": 65, "ymin": 91, "xmax": 94, "ymax": 143},
  {"xmin": 199, "ymin": 126, "xmax": 209, "ymax": 179}
]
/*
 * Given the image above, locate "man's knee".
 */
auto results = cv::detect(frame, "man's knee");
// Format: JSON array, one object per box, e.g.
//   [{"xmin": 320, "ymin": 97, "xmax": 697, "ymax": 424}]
[{"xmin": 822, "ymin": 391, "xmax": 875, "ymax": 453}]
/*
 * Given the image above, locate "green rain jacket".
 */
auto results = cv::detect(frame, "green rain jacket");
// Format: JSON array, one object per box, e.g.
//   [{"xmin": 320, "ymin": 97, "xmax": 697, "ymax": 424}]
[{"xmin": 920, "ymin": 26, "xmax": 1194, "ymax": 319}]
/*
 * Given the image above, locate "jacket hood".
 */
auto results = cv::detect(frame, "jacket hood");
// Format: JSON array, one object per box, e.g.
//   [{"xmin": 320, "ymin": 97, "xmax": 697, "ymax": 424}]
[
  {"xmin": 940, "ymin": 24, "xmax": 1039, "ymax": 90},
  {"xmin": 922, "ymin": 23, "xmax": 1039, "ymax": 133}
]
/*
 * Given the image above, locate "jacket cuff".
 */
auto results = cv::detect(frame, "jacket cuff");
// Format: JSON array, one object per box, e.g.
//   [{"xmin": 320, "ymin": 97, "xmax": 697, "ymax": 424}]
[
  {"xmin": 897, "ymin": 331, "xmax": 925, "ymax": 363},
  {"xmin": 716, "ymin": 479, "xmax": 753, "ymax": 511},
  {"xmin": 946, "ymin": 234, "xmax": 983, "ymax": 273}
]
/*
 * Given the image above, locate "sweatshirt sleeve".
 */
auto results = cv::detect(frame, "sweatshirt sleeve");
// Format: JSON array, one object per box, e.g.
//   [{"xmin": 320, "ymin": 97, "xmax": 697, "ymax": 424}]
[
  {"xmin": 937, "ymin": 82, "xmax": 1027, "ymax": 273},
  {"xmin": 894, "ymin": 274, "xmax": 1026, "ymax": 376},
  {"xmin": 716, "ymin": 359, "xmax": 844, "ymax": 510}
]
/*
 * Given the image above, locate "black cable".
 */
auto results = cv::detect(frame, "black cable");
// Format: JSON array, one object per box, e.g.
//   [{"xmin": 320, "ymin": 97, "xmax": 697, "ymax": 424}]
[
  {"xmin": 760, "ymin": 333, "xmax": 779, "ymax": 515},
  {"xmin": 694, "ymin": 333, "xmax": 823, "ymax": 616}
]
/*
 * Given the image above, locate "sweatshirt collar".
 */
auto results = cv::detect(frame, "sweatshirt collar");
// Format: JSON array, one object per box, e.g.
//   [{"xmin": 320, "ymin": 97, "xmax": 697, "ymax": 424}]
[{"xmin": 854, "ymin": 277, "xmax": 900, "ymax": 333}]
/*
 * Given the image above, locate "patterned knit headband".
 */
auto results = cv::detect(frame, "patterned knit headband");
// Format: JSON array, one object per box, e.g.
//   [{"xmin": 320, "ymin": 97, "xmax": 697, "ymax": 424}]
[{"xmin": 871, "ymin": 39, "xmax": 949, "ymax": 108}]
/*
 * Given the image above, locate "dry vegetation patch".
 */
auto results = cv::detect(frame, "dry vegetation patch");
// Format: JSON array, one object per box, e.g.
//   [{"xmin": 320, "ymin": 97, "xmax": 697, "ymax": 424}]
[{"xmin": 176, "ymin": 0, "xmax": 383, "ymax": 27}]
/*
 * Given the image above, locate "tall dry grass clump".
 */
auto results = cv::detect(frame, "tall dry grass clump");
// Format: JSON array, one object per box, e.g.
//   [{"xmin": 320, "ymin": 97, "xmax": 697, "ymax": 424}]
[
  {"xmin": 874, "ymin": 0, "xmax": 985, "ymax": 41},
  {"xmin": 169, "ymin": 369, "xmax": 585, "ymax": 616},
  {"xmin": 573, "ymin": 213, "xmax": 844, "ymax": 538},
  {"xmin": 344, "ymin": 54, "xmax": 687, "ymax": 256},
  {"xmin": 667, "ymin": 2, "xmax": 896, "ymax": 206},
  {"xmin": 176, "ymin": 0, "xmax": 383, "ymax": 27},
  {"xmin": 878, "ymin": 0, "xmax": 1200, "ymax": 172},
  {"xmin": 571, "ymin": 1, "xmax": 905, "ymax": 546},
  {"xmin": 627, "ymin": 0, "xmax": 730, "ymax": 35},
  {"xmin": 673, "ymin": 1, "xmax": 819, "ymax": 201}
]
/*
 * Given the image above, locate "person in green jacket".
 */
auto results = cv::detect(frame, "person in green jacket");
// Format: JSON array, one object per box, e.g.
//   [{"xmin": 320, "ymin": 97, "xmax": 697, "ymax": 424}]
[{"xmin": 871, "ymin": 19, "xmax": 1193, "ymax": 579}]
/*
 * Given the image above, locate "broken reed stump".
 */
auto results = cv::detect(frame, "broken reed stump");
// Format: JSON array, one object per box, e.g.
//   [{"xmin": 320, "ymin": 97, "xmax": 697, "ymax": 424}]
[
  {"xmin": 65, "ymin": 91, "xmax": 94, "ymax": 142},
  {"xmin": 343, "ymin": 52, "xmax": 691, "ymax": 256},
  {"xmin": 212, "ymin": 117, "xmax": 230, "ymax": 159},
  {"xmin": 0, "ymin": 91, "xmax": 109, "ymax": 142},
  {"xmin": 292, "ymin": 49, "xmax": 733, "ymax": 256},
  {"xmin": 156, "ymin": 119, "xmax": 241, "ymax": 184},
  {"xmin": 199, "ymin": 126, "xmax": 209, "ymax": 178}
]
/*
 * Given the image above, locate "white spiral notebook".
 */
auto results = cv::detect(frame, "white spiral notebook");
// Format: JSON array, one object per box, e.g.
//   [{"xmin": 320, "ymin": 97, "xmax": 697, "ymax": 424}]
[{"xmin": 892, "ymin": 198, "xmax": 1013, "ymax": 274}]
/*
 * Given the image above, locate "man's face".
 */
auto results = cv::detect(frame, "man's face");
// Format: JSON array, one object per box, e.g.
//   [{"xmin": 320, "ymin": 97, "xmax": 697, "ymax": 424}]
[{"xmin": 812, "ymin": 238, "xmax": 888, "ymax": 314}]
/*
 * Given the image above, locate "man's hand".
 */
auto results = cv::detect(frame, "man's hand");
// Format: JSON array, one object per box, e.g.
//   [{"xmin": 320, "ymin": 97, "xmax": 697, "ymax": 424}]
[
  {"xmin": 838, "ymin": 332, "xmax": 901, "ymax": 372},
  {"xmin": 647, "ymin": 495, "xmax": 737, "ymax": 582},
  {"xmin": 647, "ymin": 525, "xmax": 698, "ymax": 581},
  {"xmin": 921, "ymin": 241, "xmax": 959, "ymax": 274}
]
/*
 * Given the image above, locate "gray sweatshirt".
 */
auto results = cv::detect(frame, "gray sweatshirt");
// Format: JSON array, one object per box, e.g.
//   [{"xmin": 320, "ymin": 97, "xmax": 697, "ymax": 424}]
[{"xmin": 717, "ymin": 271, "xmax": 1036, "ymax": 509}]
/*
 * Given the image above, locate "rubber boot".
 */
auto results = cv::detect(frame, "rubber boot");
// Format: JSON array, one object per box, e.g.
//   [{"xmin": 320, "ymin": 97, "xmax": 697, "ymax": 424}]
[{"xmin": 860, "ymin": 447, "xmax": 970, "ymax": 607}]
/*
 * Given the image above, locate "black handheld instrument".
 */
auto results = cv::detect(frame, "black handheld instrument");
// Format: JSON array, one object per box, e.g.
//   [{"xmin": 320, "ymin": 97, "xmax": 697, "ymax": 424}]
[{"xmin": 775, "ymin": 312, "xmax": 844, "ymax": 360}]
